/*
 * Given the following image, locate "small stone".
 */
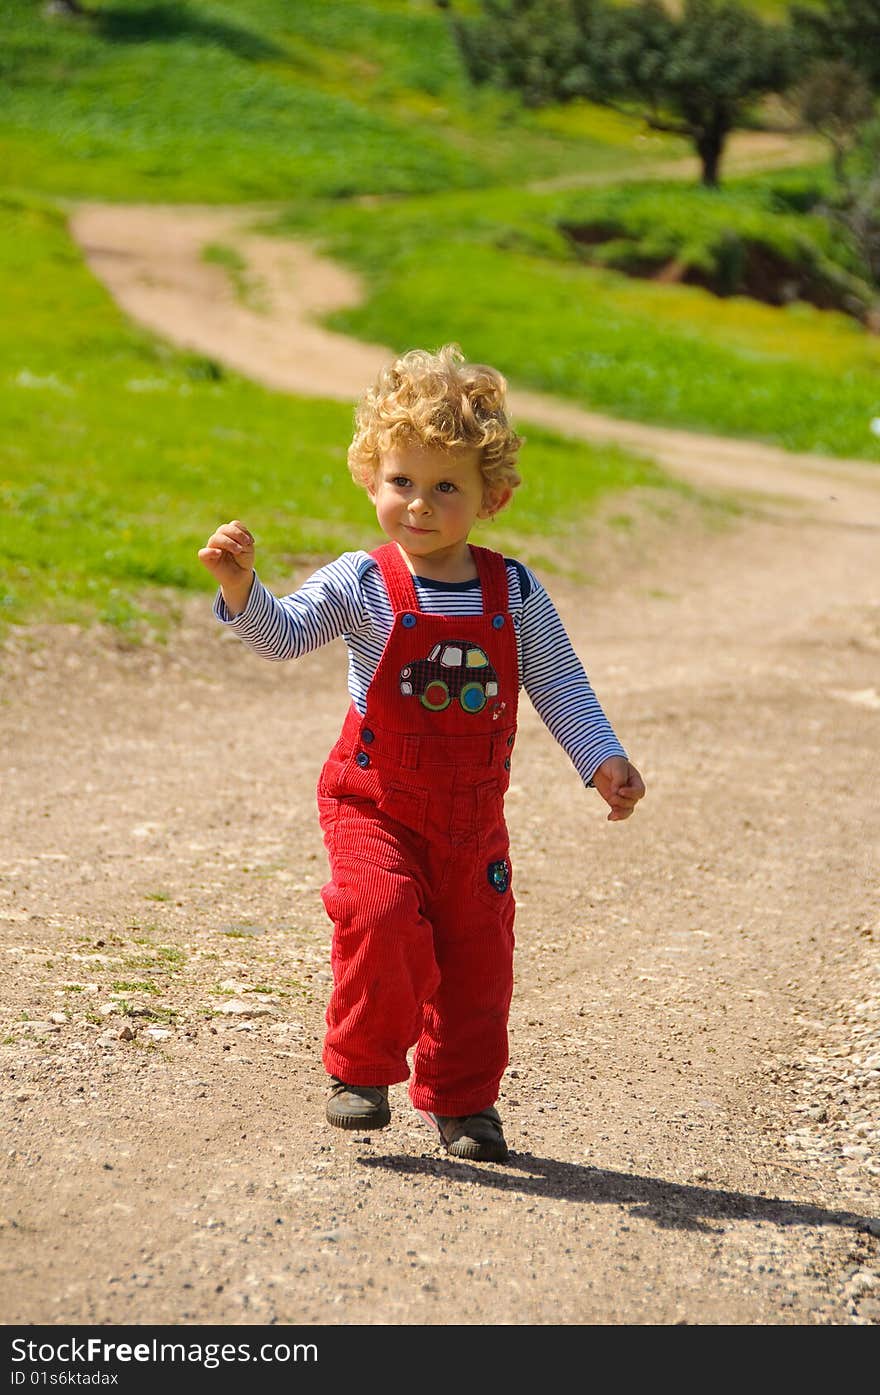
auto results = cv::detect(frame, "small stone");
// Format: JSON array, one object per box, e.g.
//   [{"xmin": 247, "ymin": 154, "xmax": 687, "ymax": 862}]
[
  {"xmin": 117, "ymin": 1025, "xmax": 136, "ymax": 1042},
  {"xmin": 145, "ymin": 1028, "xmax": 172, "ymax": 1041},
  {"xmin": 49, "ymin": 1012, "xmax": 68, "ymax": 1025},
  {"xmin": 214, "ymin": 998, "xmax": 274, "ymax": 1019},
  {"xmin": 98, "ymin": 1003, "xmax": 117, "ymax": 1017},
  {"xmin": 14, "ymin": 1091, "xmax": 29, "ymax": 1103}
]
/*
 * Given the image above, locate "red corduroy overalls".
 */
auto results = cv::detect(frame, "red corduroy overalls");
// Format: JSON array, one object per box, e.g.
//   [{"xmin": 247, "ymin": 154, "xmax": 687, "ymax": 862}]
[{"xmin": 316, "ymin": 541, "xmax": 519, "ymax": 1117}]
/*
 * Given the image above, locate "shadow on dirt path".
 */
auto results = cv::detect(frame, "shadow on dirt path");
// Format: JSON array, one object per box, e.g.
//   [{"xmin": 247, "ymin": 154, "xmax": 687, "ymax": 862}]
[{"xmin": 362, "ymin": 1153, "xmax": 876, "ymax": 1238}]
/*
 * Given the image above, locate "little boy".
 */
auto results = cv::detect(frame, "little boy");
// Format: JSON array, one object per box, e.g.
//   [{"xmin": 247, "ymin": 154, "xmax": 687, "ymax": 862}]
[{"xmin": 199, "ymin": 344, "xmax": 645, "ymax": 1163}]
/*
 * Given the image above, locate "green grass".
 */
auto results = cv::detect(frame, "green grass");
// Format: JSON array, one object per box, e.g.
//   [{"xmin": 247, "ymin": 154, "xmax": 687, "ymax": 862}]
[
  {"xmin": 0, "ymin": 0, "xmax": 685, "ymax": 203},
  {"xmin": 0, "ymin": 192, "xmax": 671, "ymax": 641},
  {"xmin": 202, "ymin": 242, "xmax": 268, "ymax": 313},
  {"xmin": 554, "ymin": 176, "xmax": 870, "ymax": 308},
  {"xmin": 268, "ymin": 170, "xmax": 880, "ymax": 461}
]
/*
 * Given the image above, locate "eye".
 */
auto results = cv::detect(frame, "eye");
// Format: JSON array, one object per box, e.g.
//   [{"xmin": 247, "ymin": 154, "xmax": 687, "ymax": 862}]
[
  {"xmin": 436, "ymin": 481, "xmax": 457, "ymax": 494},
  {"xmin": 390, "ymin": 475, "xmax": 411, "ymax": 487}
]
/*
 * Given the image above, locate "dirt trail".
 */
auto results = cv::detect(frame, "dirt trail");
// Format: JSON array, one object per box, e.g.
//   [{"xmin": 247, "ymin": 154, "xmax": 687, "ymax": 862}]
[
  {"xmin": 69, "ymin": 197, "xmax": 880, "ymax": 525},
  {"xmin": 1, "ymin": 188, "xmax": 879, "ymax": 1326}
]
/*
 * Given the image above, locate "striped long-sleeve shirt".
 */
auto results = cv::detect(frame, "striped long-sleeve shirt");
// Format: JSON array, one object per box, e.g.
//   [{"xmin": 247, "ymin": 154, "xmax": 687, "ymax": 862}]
[{"xmin": 213, "ymin": 551, "xmax": 627, "ymax": 786}]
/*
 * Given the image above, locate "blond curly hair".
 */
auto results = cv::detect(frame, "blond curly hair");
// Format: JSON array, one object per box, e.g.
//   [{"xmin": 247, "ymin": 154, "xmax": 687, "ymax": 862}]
[{"xmin": 348, "ymin": 343, "xmax": 522, "ymax": 506}]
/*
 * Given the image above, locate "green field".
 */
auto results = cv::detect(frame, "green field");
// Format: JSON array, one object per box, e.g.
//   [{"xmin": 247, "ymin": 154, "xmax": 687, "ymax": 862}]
[
  {"xmin": 270, "ymin": 172, "xmax": 880, "ymax": 461},
  {"xmin": 2, "ymin": 0, "xmax": 877, "ymax": 645},
  {"xmin": 0, "ymin": 193, "xmax": 680, "ymax": 643},
  {"xmin": 1, "ymin": 0, "xmax": 685, "ymax": 201}
]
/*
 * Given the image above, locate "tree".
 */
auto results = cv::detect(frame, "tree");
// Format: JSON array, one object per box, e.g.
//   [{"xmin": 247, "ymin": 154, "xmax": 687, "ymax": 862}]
[
  {"xmin": 788, "ymin": 6, "xmax": 880, "ymax": 308},
  {"xmin": 791, "ymin": 1, "xmax": 880, "ymax": 92},
  {"xmin": 833, "ymin": 121, "xmax": 880, "ymax": 293},
  {"xmin": 444, "ymin": 0, "xmax": 793, "ymax": 186},
  {"xmin": 796, "ymin": 59, "xmax": 874, "ymax": 184}
]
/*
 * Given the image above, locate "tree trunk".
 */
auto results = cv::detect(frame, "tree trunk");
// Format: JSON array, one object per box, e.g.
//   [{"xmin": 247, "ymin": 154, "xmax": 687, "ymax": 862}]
[
  {"xmin": 696, "ymin": 126, "xmax": 723, "ymax": 188},
  {"xmin": 694, "ymin": 107, "xmax": 730, "ymax": 188}
]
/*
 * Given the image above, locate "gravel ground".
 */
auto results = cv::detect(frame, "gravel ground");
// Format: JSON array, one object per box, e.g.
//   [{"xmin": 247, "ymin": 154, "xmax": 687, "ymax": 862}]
[{"xmin": 2, "ymin": 485, "xmax": 879, "ymax": 1326}]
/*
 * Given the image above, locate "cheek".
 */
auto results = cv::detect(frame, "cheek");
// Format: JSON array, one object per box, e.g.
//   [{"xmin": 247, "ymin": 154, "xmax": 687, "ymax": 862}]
[{"xmin": 443, "ymin": 493, "xmax": 471, "ymax": 518}]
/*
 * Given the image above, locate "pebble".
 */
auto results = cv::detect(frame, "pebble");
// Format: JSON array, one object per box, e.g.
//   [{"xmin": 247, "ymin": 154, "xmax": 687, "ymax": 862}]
[
  {"xmin": 775, "ymin": 960, "xmax": 880, "ymax": 1187},
  {"xmin": 117, "ymin": 1025, "xmax": 136, "ymax": 1042},
  {"xmin": 214, "ymin": 998, "xmax": 275, "ymax": 1018},
  {"xmin": 145, "ymin": 1027, "xmax": 172, "ymax": 1041},
  {"xmin": 49, "ymin": 1012, "xmax": 68, "ymax": 1025}
]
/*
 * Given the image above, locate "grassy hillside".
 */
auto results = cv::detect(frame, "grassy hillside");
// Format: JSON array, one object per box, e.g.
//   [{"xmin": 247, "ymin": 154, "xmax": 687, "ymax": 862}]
[
  {"xmin": 2, "ymin": 0, "xmax": 876, "ymax": 648},
  {"xmin": 269, "ymin": 171, "xmax": 880, "ymax": 461},
  {"xmin": 1, "ymin": 0, "xmax": 685, "ymax": 201},
  {"xmin": 0, "ymin": 192, "xmax": 676, "ymax": 642}
]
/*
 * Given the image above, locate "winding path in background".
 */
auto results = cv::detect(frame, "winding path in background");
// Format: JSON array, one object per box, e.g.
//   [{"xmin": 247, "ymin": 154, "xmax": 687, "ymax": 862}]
[{"xmin": 69, "ymin": 133, "xmax": 880, "ymax": 530}]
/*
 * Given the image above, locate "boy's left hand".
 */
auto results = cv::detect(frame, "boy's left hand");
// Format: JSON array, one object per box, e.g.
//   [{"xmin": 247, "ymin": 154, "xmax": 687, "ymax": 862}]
[{"xmin": 591, "ymin": 758, "xmax": 646, "ymax": 822}]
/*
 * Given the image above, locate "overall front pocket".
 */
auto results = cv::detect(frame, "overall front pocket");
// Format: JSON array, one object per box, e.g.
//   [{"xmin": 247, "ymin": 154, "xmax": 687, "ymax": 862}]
[{"xmin": 376, "ymin": 782, "xmax": 430, "ymax": 838}]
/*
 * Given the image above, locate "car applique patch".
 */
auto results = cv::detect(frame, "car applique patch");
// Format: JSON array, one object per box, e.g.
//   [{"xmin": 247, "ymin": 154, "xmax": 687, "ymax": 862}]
[
  {"xmin": 399, "ymin": 640, "xmax": 499, "ymax": 714},
  {"xmin": 487, "ymin": 859, "xmax": 510, "ymax": 894}
]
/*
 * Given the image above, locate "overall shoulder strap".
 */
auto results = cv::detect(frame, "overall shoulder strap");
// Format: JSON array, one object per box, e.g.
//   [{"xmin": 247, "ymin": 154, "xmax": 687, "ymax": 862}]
[
  {"xmin": 370, "ymin": 542, "xmax": 419, "ymax": 613},
  {"xmin": 469, "ymin": 545, "xmax": 510, "ymax": 616}
]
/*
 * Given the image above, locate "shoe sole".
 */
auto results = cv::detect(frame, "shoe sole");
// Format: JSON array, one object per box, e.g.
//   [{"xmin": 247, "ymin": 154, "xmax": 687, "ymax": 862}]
[
  {"xmin": 416, "ymin": 1109, "xmax": 509, "ymax": 1162},
  {"xmin": 326, "ymin": 1103, "xmax": 391, "ymax": 1131}
]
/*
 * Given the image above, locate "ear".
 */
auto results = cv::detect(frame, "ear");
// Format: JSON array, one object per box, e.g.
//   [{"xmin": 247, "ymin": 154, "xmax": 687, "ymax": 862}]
[{"xmin": 478, "ymin": 485, "xmax": 512, "ymax": 520}]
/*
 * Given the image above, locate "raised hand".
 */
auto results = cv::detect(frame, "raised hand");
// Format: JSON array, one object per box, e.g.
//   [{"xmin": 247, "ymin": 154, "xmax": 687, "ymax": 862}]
[{"xmin": 198, "ymin": 519, "xmax": 255, "ymax": 586}]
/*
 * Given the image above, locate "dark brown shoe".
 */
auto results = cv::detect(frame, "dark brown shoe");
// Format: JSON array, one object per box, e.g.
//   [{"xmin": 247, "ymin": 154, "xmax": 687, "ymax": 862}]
[
  {"xmin": 325, "ymin": 1076, "xmax": 391, "ymax": 1130},
  {"xmin": 421, "ymin": 1106, "xmax": 509, "ymax": 1162}
]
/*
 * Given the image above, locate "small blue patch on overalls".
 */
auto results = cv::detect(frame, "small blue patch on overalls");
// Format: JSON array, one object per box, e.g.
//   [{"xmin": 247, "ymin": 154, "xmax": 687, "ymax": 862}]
[{"xmin": 487, "ymin": 859, "xmax": 510, "ymax": 894}]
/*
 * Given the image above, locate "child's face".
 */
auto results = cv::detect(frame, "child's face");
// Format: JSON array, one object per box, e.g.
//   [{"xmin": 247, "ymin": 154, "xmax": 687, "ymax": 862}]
[{"xmin": 369, "ymin": 443, "xmax": 506, "ymax": 566}]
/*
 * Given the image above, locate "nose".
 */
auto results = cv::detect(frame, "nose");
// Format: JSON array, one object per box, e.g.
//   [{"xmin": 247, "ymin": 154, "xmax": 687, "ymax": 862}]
[{"xmin": 409, "ymin": 495, "xmax": 431, "ymax": 516}]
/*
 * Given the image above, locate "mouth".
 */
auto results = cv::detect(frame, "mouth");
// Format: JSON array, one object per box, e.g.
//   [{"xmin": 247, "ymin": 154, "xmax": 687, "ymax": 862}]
[{"xmin": 404, "ymin": 525, "xmax": 433, "ymax": 535}]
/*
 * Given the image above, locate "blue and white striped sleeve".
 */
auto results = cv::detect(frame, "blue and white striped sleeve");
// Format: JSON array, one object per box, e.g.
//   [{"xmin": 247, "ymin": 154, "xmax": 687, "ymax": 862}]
[
  {"xmin": 212, "ymin": 552, "xmax": 368, "ymax": 661},
  {"xmin": 519, "ymin": 569, "xmax": 627, "ymax": 787}
]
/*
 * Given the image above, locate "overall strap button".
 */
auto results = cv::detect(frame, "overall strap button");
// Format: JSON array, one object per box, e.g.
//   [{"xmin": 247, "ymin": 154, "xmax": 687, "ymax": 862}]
[
  {"xmin": 492, "ymin": 614, "xmax": 505, "ymax": 629},
  {"xmin": 355, "ymin": 752, "xmax": 370, "ymax": 769},
  {"xmin": 361, "ymin": 728, "xmax": 375, "ymax": 744},
  {"xmin": 503, "ymin": 757, "xmax": 511, "ymax": 770},
  {"xmin": 507, "ymin": 733, "xmax": 515, "ymax": 747},
  {"xmin": 401, "ymin": 613, "xmax": 417, "ymax": 629}
]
